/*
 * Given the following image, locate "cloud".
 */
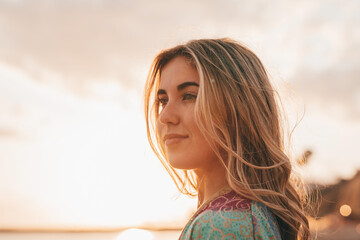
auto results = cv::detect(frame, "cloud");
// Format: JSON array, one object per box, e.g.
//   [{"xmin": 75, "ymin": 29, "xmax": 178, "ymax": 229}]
[
  {"xmin": 287, "ymin": 10, "xmax": 360, "ymax": 119},
  {"xmin": 0, "ymin": 128, "xmax": 18, "ymax": 138},
  {"xmin": 0, "ymin": 0, "xmax": 358, "ymax": 93},
  {"xmin": 291, "ymin": 66, "xmax": 360, "ymax": 119}
]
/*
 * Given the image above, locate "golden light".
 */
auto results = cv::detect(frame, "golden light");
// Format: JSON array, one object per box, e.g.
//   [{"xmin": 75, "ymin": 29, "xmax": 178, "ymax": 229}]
[
  {"xmin": 339, "ymin": 204, "xmax": 352, "ymax": 217},
  {"xmin": 117, "ymin": 228, "xmax": 154, "ymax": 240}
]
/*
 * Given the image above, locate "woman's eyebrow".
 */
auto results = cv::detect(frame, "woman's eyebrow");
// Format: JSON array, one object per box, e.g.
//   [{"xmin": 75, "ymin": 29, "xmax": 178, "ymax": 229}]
[
  {"xmin": 177, "ymin": 81, "xmax": 199, "ymax": 91},
  {"xmin": 157, "ymin": 81, "xmax": 199, "ymax": 96}
]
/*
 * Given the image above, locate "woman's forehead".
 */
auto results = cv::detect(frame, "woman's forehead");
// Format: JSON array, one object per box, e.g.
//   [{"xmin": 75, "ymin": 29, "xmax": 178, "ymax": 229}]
[{"xmin": 159, "ymin": 56, "xmax": 199, "ymax": 89}]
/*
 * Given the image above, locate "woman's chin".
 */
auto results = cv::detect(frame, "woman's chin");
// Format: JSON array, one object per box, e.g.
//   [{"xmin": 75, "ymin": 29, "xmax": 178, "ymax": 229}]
[{"xmin": 168, "ymin": 159, "xmax": 195, "ymax": 170}]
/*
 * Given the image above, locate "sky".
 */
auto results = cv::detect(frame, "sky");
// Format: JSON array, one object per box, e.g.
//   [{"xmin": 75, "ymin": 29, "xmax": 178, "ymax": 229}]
[{"xmin": 0, "ymin": 0, "xmax": 359, "ymax": 230}]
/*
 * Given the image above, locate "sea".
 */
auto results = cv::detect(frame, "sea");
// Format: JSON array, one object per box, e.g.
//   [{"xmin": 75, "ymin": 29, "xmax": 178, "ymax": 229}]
[{"xmin": 0, "ymin": 230, "xmax": 182, "ymax": 240}]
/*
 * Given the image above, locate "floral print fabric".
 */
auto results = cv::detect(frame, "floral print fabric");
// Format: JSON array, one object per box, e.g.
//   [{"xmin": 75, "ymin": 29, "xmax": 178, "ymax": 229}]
[{"xmin": 179, "ymin": 190, "xmax": 281, "ymax": 240}]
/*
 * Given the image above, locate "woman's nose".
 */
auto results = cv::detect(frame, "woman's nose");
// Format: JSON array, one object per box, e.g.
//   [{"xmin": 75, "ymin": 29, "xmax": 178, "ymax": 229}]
[{"xmin": 158, "ymin": 101, "xmax": 180, "ymax": 125}]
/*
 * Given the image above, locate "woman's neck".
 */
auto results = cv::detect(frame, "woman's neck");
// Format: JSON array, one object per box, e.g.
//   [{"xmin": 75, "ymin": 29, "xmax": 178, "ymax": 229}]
[{"xmin": 195, "ymin": 165, "xmax": 229, "ymax": 208}]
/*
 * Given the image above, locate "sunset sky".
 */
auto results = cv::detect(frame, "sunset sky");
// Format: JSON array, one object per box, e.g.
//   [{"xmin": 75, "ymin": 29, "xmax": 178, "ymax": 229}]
[{"xmin": 0, "ymin": 0, "xmax": 359, "ymax": 230}]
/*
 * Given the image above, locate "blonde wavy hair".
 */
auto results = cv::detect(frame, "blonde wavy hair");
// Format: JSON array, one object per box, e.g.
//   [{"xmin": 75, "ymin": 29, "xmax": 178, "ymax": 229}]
[{"xmin": 144, "ymin": 38, "xmax": 310, "ymax": 240}]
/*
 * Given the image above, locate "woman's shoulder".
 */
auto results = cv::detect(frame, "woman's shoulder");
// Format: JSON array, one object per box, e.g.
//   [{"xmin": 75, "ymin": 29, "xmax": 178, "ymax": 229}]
[
  {"xmin": 250, "ymin": 200, "xmax": 282, "ymax": 240},
  {"xmin": 179, "ymin": 190, "xmax": 282, "ymax": 240}
]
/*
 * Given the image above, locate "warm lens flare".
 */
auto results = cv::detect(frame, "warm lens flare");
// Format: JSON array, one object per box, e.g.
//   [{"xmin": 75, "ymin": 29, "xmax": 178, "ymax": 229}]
[
  {"xmin": 356, "ymin": 224, "xmax": 360, "ymax": 235},
  {"xmin": 339, "ymin": 204, "xmax": 352, "ymax": 217}
]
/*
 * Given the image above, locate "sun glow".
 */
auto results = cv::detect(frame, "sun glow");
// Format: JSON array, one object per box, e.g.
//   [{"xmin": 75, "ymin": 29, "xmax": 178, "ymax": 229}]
[{"xmin": 117, "ymin": 228, "xmax": 154, "ymax": 240}]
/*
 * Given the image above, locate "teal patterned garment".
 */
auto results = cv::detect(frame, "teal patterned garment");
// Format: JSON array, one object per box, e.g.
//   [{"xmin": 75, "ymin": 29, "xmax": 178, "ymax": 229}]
[{"xmin": 179, "ymin": 188, "xmax": 281, "ymax": 240}]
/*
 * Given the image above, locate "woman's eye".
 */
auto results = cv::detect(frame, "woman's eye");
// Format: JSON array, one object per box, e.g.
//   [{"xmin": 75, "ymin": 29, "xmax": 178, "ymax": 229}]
[
  {"xmin": 183, "ymin": 93, "xmax": 197, "ymax": 101},
  {"xmin": 157, "ymin": 98, "xmax": 168, "ymax": 106}
]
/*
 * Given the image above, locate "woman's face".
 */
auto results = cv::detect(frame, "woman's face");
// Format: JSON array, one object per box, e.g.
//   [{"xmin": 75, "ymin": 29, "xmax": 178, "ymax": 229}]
[{"xmin": 156, "ymin": 56, "xmax": 218, "ymax": 170}]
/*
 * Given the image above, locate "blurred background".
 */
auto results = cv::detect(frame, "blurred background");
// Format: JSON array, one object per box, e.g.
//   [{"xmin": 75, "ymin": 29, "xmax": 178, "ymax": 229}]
[{"xmin": 0, "ymin": 0, "xmax": 359, "ymax": 239}]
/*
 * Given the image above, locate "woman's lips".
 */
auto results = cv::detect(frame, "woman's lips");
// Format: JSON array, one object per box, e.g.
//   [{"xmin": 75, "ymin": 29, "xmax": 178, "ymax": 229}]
[{"xmin": 163, "ymin": 134, "xmax": 188, "ymax": 145}]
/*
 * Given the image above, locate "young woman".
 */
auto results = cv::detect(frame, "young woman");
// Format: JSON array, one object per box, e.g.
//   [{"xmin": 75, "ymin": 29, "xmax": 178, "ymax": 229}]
[{"xmin": 144, "ymin": 38, "xmax": 311, "ymax": 239}]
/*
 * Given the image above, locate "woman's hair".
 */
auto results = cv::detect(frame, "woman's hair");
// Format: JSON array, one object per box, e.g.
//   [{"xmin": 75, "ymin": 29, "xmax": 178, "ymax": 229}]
[{"xmin": 144, "ymin": 38, "xmax": 310, "ymax": 239}]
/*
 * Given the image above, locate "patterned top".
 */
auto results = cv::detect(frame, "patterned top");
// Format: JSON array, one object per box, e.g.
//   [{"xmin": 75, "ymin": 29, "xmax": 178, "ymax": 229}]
[{"xmin": 179, "ymin": 188, "xmax": 281, "ymax": 240}]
